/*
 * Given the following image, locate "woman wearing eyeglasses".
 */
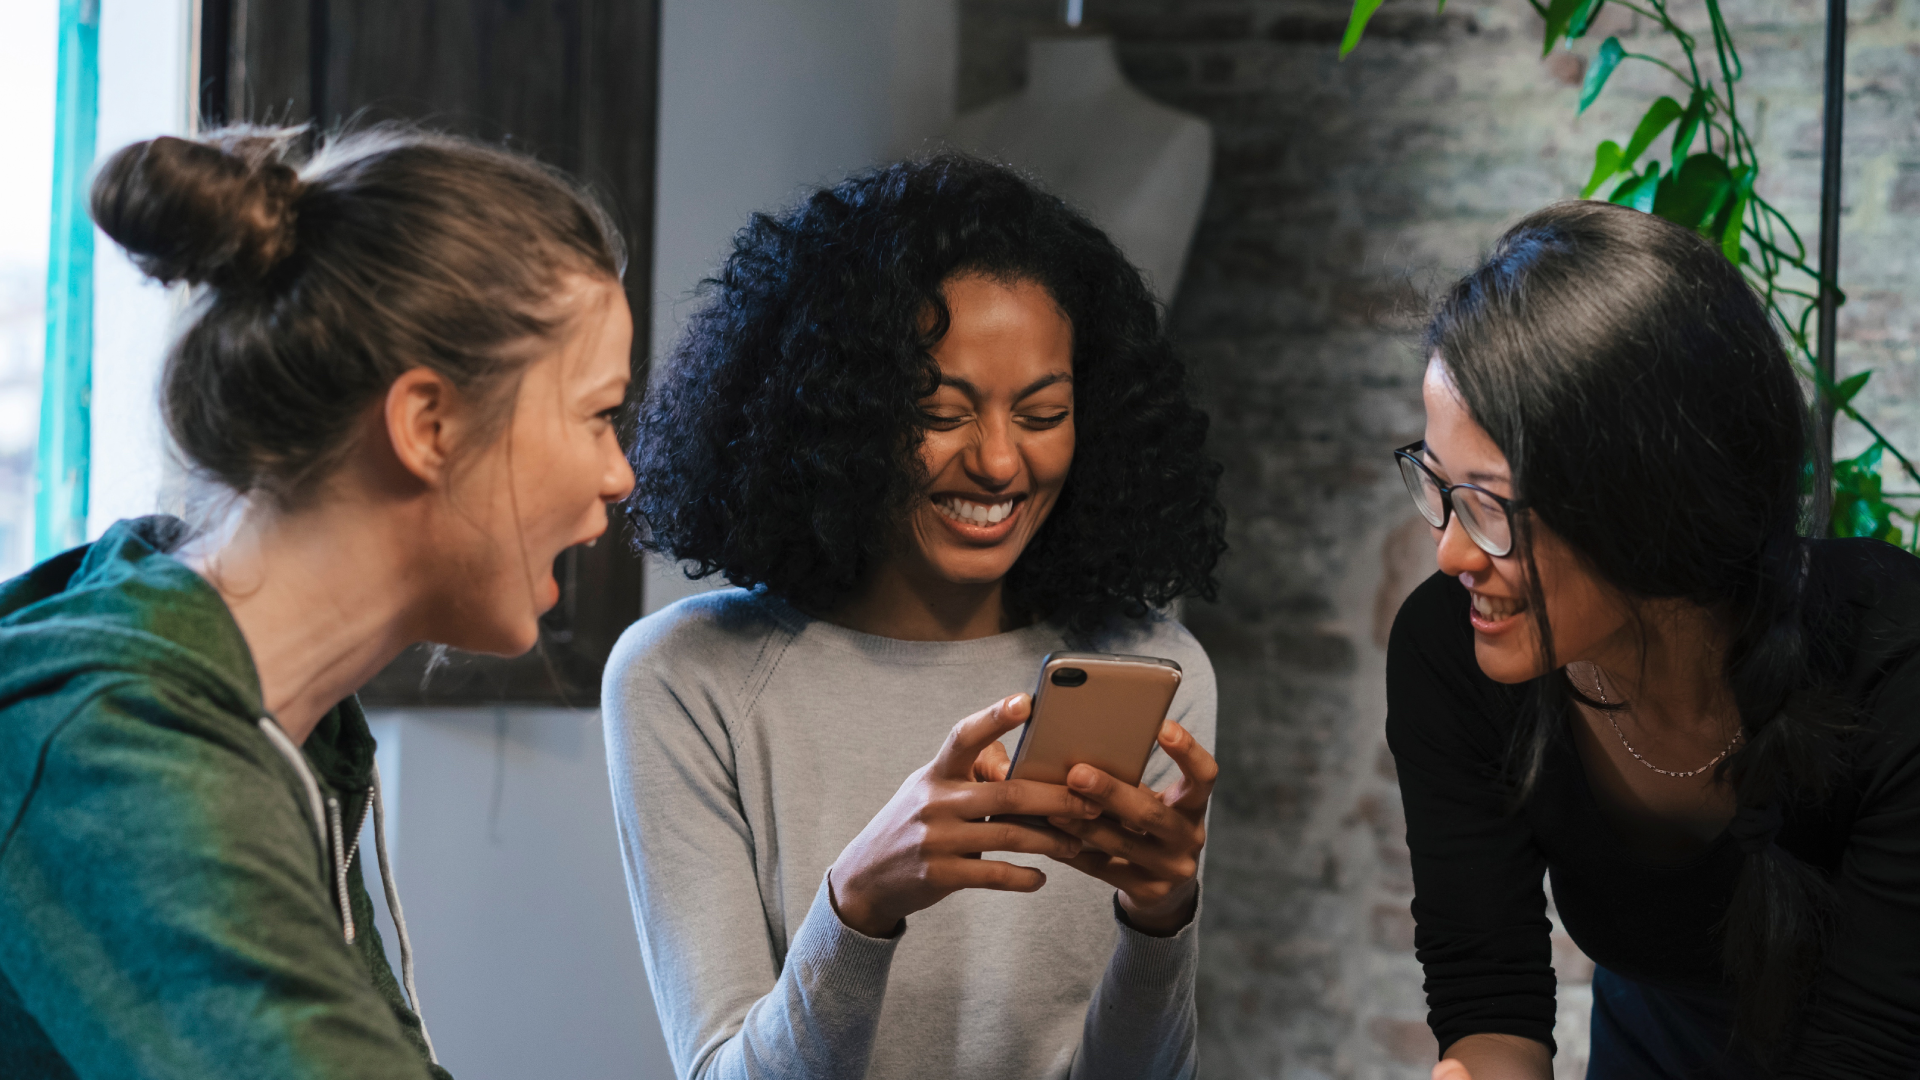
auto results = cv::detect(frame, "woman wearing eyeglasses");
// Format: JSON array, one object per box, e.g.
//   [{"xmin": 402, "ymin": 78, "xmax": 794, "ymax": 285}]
[{"xmin": 1385, "ymin": 201, "xmax": 1920, "ymax": 1080}]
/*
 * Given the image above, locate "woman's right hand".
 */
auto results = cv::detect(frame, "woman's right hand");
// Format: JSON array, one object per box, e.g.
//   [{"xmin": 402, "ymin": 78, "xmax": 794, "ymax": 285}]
[{"xmin": 828, "ymin": 693, "xmax": 1100, "ymax": 938}]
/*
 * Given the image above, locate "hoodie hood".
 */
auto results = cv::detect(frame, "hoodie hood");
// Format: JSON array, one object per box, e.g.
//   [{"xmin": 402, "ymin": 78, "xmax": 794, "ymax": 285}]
[
  {"xmin": 0, "ymin": 516, "xmax": 262, "ymax": 720},
  {"xmin": 0, "ymin": 516, "xmax": 374, "ymax": 793}
]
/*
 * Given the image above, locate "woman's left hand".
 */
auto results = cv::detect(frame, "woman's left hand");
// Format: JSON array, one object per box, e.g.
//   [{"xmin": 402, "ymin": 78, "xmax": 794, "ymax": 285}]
[{"xmin": 976, "ymin": 719, "xmax": 1216, "ymax": 935}]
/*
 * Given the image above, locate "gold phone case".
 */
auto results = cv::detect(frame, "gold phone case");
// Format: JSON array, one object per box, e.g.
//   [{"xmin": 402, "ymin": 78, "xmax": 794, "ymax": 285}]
[{"xmin": 1006, "ymin": 651, "xmax": 1183, "ymax": 787}]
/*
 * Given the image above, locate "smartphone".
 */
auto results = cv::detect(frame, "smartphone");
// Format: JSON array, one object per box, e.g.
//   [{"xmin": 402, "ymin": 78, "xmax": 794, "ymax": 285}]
[{"xmin": 1004, "ymin": 651, "xmax": 1183, "ymax": 788}]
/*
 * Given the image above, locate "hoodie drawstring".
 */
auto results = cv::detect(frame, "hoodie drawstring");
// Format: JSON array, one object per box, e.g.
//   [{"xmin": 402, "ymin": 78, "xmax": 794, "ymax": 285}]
[
  {"xmin": 371, "ymin": 759, "xmax": 437, "ymax": 1065},
  {"xmin": 258, "ymin": 718, "xmax": 438, "ymax": 1065}
]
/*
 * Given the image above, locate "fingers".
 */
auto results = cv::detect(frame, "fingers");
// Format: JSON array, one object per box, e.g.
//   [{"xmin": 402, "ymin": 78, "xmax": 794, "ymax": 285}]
[
  {"xmin": 946, "ymin": 778, "xmax": 1098, "ymax": 822},
  {"xmin": 1047, "ymin": 814, "xmax": 1200, "ymax": 882},
  {"xmin": 930, "ymin": 694, "xmax": 1031, "ymax": 780},
  {"xmin": 1155, "ymin": 721, "xmax": 1220, "ymax": 813},
  {"xmin": 950, "ymin": 818, "xmax": 1083, "ymax": 861},
  {"xmin": 944, "ymin": 858, "xmax": 1049, "ymax": 894},
  {"xmin": 1433, "ymin": 1060, "xmax": 1473, "ymax": 1080},
  {"xmin": 1065, "ymin": 765, "xmax": 1185, "ymax": 840},
  {"xmin": 972, "ymin": 741, "xmax": 1011, "ymax": 783}
]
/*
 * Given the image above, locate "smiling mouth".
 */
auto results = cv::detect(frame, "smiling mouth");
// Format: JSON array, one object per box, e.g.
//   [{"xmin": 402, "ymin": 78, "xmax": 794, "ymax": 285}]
[
  {"xmin": 932, "ymin": 494, "xmax": 1021, "ymax": 528},
  {"xmin": 1469, "ymin": 590, "xmax": 1528, "ymax": 630}
]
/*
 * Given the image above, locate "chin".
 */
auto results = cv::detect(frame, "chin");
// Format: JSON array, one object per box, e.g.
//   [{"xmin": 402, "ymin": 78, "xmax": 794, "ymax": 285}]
[
  {"xmin": 930, "ymin": 553, "xmax": 1021, "ymax": 587},
  {"xmin": 1473, "ymin": 640, "xmax": 1548, "ymax": 685},
  {"xmin": 435, "ymin": 613, "xmax": 543, "ymax": 659}
]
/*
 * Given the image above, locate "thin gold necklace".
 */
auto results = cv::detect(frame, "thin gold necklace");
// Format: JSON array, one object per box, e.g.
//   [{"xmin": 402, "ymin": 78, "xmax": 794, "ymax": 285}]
[{"xmin": 1581, "ymin": 666, "xmax": 1742, "ymax": 779}]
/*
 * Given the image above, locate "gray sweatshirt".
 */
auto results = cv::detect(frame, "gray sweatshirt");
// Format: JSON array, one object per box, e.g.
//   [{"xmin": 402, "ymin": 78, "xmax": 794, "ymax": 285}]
[{"xmin": 602, "ymin": 589, "xmax": 1215, "ymax": 1080}]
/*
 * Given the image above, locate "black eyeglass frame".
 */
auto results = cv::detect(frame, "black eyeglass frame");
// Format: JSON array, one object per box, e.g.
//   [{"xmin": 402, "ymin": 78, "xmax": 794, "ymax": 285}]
[{"xmin": 1393, "ymin": 441, "xmax": 1527, "ymax": 558}]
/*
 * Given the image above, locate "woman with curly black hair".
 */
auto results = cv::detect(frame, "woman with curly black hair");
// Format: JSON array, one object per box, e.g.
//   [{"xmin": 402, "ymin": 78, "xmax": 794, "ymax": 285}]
[{"xmin": 602, "ymin": 155, "xmax": 1226, "ymax": 1080}]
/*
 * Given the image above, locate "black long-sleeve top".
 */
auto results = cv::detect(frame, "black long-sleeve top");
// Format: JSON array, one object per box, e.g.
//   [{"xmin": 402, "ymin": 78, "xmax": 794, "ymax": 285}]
[{"xmin": 1385, "ymin": 538, "xmax": 1920, "ymax": 1077}]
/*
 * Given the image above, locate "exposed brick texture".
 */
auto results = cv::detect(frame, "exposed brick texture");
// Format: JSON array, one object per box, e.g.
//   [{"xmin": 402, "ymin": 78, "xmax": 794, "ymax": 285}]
[{"xmin": 963, "ymin": 1, "xmax": 1919, "ymax": 1078}]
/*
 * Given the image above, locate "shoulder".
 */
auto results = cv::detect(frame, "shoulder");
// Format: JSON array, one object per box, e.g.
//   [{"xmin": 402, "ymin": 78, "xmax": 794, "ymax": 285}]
[
  {"xmin": 1815, "ymin": 539, "xmax": 1920, "ymax": 665},
  {"xmin": 1384, "ymin": 571, "xmax": 1524, "ymax": 764},
  {"xmin": 1386, "ymin": 571, "xmax": 1477, "ymax": 685},
  {"xmin": 603, "ymin": 588, "xmax": 794, "ymax": 716},
  {"xmin": 2, "ymin": 679, "xmax": 317, "ymax": 872},
  {"xmin": 1081, "ymin": 610, "xmax": 1213, "ymax": 682}
]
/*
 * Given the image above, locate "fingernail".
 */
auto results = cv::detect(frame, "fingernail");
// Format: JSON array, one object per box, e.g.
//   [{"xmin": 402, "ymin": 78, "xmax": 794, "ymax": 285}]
[
  {"xmin": 1068, "ymin": 766, "xmax": 1093, "ymax": 791},
  {"xmin": 1048, "ymin": 815, "xmax": 1070, "ymax": 828},
  {"xmin": 1066, "ymin": 840, "xmax": 1081, "ymax": 856}
]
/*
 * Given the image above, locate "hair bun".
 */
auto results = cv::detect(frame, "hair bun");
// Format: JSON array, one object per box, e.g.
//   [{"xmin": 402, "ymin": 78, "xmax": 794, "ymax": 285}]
[{"xmin": 91, "ymin": 127, "xmax": 305, "ymax": 288}]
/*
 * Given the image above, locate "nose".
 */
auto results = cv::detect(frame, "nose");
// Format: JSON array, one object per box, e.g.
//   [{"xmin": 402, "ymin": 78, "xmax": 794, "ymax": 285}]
[
  {"xmin": 963, "ymin": 413, "xmax": 1021, "ymax": 490},
  {"xmin": 603, "ymin": 441, "xmax": 636, "ymax": 504},
  {"xmin": 1433, "ymin": 511, "xmax": 1491, "ymax": 584}
]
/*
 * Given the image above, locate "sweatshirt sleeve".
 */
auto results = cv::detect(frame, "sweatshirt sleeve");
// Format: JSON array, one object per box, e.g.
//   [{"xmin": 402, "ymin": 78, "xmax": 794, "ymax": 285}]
[
  {"xmin": 602, "ymin": 618, "xmax": 900, "ymax": 1080},
  {"xmin": 0, "ymin": 686, "xmax": 438, "ymax": 1080},
  {"xmin": 1385, "ymin": 573, "xmax": 1557, "ymax": 1057},
  {"xmin": 1070, "ymin": 621, "xmax": 1214, "ymax": 1080}
]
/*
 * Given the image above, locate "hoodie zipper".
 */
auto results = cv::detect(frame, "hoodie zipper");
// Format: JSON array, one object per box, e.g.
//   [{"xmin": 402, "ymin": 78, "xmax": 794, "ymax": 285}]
[{"xmin": 325, "ymin": 793, "xmax": 371, "ymax": 945}]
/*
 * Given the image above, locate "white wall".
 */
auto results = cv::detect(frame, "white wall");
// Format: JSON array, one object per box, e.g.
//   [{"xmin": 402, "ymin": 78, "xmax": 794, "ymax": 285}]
[
  {"xmin": 361, "ymin": 711, "xmax": 671, "ymax": 1080},
  {"xmin": 643, "ymin": 0, "xmax": 957, "ymax": 615},
  {"xmin": 89, "ymin": 0, "xmax": 191, "ymax": 536}
]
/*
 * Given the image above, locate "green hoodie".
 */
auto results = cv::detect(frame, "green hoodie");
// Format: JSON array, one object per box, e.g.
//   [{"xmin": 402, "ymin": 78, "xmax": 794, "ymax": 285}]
[{"xmin": 0, "ymin": 517, "xmax": 449, "ymax": 1080}]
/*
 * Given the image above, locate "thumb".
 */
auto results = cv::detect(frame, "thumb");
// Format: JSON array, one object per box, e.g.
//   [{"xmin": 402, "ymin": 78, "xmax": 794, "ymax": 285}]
[
  {"xmin": 931, "ymin": 694, "xmax": 1030, "ymax": 780},
  {"xmin": 1433, "ymin": 1059, "xmax": 1473, "ymax": 1080}
]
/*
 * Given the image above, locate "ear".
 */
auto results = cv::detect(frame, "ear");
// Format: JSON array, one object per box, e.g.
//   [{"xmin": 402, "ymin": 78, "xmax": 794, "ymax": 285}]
[{"xmin": 384, "ymin": 367, "xmax": 461, "ymax": 486}]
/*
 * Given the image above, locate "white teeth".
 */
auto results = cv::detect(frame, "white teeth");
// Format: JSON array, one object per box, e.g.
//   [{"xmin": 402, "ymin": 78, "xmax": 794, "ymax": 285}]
[
  {"xmin": 1471, "ymin": 592, "xmax": 1524, "ymax": 620},
  {"xmin": 934, "ymin": 497, "xmax": 1016, "ymax": 527}
]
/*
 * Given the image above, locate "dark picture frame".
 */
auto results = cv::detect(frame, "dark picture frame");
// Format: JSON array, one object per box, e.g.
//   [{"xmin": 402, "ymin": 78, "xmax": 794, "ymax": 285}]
[{"xmin": 197, "ymin": 0, "xmax": 660, "ymax": 706}]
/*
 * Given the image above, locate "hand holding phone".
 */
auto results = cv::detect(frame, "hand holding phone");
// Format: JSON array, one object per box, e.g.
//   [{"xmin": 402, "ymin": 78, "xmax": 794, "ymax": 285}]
[
  {"xmin": 976, "ymin": 651, "xmax": 1218, "ymax": 936},
  {"xmin": 826, "ymin": 693, "xmax": 1104, "ymax": 939}
]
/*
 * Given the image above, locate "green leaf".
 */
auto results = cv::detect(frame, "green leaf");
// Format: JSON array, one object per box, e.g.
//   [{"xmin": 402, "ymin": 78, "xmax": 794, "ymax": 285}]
[
  {"xmin": 1579, "ymin": 37, "xmax": 1625, "ymax": 112},
  {"xmin": 1610, "ymin": 162, "xmax": 1661, "ymax": 213},
  {"xmin": 1582, "ymin": 140, "xmax": 1625, "ymax": 198},
  {"xmin": 1568, "ymin": 0, "xmax": 1606, "ymax": 38},
  {"xmin": 1340, "ymin": 0, "xmax": 1388, "ymax": 58},
  {"xmin": 1833, "ymin": 443, "xmax": 1900, "ymax": 542},
  {"xmin": 1717, "ymin": 165, "xmax": 1754, "ymax": 261},
  {"xmin": 1652, "ymin": 152, "xmax": 1733, "ymax": 230},
  {"xmin": 1621, "ymin": 96, "xmax": 1685, "ymax": 169},
  {"xmin": 1832, "ymin": 370, "xmax": 1872, "ymax": 410},
  {"xmin": 1670, "ymin": 91, "xmax": 1707, "ymax": 168},
  {"xmin": 1541, "ymin": 0, "xmax": 1584, "ymax": 54}
]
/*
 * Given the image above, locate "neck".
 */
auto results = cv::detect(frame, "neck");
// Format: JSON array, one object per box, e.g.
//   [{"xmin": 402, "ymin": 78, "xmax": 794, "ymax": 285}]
[
  {"xmin": 1025, "ymin": 36, "xmax": 1125, "ymax": 101},
  {"xmin": 827, "ymin": 559, "xmax": 1016, "ymax": 642},
  {"xmin": 1579, "ymin": 601, "xmax": 1734, "ymax": 734},
  {"xmin": 181, "ymin": 496, "xmax": 423, "ymax": 745}
]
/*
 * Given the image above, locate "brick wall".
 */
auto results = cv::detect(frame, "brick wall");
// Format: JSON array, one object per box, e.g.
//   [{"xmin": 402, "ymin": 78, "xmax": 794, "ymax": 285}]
[{"xmin": 958, "ymin": 2, "xmax": 1920, "ymax": 1077}]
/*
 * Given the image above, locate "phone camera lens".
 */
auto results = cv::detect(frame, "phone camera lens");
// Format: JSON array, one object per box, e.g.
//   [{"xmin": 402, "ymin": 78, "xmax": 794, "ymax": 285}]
[{"xmin": 1050, "ymin": 667, "xmax": 1088, "ymax": 688}]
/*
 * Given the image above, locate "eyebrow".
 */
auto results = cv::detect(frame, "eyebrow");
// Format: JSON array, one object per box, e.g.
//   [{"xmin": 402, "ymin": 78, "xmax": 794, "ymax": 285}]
[
  {"xmin": 937, "ymin": 372, "xmax": 1073, "ymax": 399},
  {"xmin": 1421, "ymin": 445, "xmax": 1509, "ymax": 485}
]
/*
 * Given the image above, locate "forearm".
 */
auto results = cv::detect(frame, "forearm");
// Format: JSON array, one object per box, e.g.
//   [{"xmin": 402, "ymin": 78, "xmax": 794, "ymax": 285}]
[
  {"xmin": 677, "ymin": 875, "xmax": 899, "ymax": 1080},
  {"xmin": 1070, "ymin": 895, "xmax": 1200, "ymax": 1080},
  {"xmin": 1441, "ymin": 1033, "xmax": 1553, "ymax": 1080}
]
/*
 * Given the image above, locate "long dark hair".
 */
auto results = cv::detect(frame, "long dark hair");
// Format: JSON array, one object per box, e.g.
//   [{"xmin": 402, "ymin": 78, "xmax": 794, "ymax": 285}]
[
  {"xmin": 628, "ymin": 154, "xmax": 1225, "ymax": 631},
  {"xmin": 1427, "ymin": 201, "xmax": 1843, "ymax": 1052}
]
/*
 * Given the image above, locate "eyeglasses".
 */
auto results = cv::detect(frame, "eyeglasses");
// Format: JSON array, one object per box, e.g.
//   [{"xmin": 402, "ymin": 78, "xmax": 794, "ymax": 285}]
[{"xmin": 1393, "ymin": 441, "xmax": 1524, "ymax": 557}]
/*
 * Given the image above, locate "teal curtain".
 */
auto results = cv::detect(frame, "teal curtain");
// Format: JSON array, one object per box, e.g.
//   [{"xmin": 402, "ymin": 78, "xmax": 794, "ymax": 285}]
[{"xmin": 37, "ymin": 0, "xmax": 98, "ymax": 558}]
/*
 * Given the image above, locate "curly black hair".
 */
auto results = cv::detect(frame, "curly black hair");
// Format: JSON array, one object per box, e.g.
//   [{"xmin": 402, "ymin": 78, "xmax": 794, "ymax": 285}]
[{"xmin": 627, "ymin": 154, "xmax": 1225, "ymax": 633}]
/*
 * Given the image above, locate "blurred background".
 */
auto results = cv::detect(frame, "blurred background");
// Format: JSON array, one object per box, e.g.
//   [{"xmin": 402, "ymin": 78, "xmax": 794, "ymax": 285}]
[{"xmin": 7, "ymin": 1, "xmax": 1918, "ymax": 1078}]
